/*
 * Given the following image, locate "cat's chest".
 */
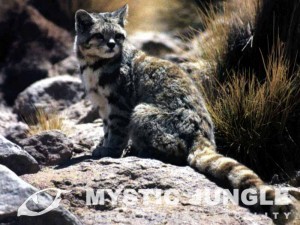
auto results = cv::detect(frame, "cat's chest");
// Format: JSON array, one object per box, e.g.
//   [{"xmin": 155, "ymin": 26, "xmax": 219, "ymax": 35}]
[{"xmin": 81, "ymin": 68, "xmax": 112, "ymax": 116}]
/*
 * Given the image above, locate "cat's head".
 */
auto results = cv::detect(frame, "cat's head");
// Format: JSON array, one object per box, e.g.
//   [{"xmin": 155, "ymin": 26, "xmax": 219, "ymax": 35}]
[{"xmin": 75, "ymin": 5, "xmax": 128, "ymax": 60}]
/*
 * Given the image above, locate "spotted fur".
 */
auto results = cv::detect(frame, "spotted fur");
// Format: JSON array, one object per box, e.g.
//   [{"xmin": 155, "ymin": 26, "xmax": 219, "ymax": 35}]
[{"xmin": 74, "ymin": 5, "xmax": 296, "ymax": 223}]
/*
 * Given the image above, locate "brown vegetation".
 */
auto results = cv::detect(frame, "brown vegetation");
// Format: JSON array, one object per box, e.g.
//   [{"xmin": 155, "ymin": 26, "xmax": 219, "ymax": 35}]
[
  {"xmin": 194, "ymin": 0, "xmax": 300, "ymax": 179},
  {"xmin": 204, "ymin": 42, "xmax": 300, "ymax": 178},
  {"xmin": 23, "ymin": 107, "xmax": 68, "ymax": 136}
]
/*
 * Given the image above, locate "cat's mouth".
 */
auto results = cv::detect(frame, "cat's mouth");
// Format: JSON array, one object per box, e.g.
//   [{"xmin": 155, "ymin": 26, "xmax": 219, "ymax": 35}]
[{"xmin": 106, "ymin": 49, "xmax": 115, "ymax": 53}]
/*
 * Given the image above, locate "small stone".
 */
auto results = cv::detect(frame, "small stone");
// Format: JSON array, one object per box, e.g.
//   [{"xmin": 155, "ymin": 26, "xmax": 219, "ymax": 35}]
[
  {"xmin": 20, "ymin": 130, "xmax": 74, "ymax": 166},
  {"xmin": 0, "ymin": 135, "xmax": 39, "ymax": 175}
]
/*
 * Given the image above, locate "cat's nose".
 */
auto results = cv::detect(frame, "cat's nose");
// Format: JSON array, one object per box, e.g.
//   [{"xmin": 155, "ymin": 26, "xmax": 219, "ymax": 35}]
[{"xmin": 107, "ymin": 39, "xmax": 116, "ymax": 49}]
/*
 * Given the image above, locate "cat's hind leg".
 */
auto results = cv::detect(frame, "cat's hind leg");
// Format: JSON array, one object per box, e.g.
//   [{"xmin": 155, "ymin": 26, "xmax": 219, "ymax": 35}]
[{"xmin": 129, "ymin": 103, "xmax": 188, "ymax": 165}]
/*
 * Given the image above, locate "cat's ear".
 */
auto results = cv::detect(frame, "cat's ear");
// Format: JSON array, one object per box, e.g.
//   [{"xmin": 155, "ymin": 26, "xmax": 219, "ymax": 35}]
[
  {"xmin": 112, "ymin": 4, "xmax": 129, "ymax": 27},
  {"xmin": 75, "ymin": 9, "xmax": 94, "ymax": 32}
]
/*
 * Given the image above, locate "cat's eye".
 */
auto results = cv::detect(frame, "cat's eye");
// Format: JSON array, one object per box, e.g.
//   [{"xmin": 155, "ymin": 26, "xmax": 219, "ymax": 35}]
[{"xmin": 115, "ymin": 33, "xmax": 125, "ymax": 40}]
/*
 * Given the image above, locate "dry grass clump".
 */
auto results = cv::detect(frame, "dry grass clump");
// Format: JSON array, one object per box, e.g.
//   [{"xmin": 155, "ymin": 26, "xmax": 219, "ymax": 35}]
[
  {"xmin": 203, "ymin": 42, "xmax": 300, "ymax": 178},
  {"xmin": 190, "ymin": 0, "xmax": 300, "ymax": 179},
  {"xmin": 190, "ymin": 0, "xmax": 259, "ymax": 80},
  {"xmin": 23, "ymin": 107, "xmax": 68, "ymax": 136},
  {"xmin": 254, "ymin": 0, "xmax": 300, "ymax": 70}
]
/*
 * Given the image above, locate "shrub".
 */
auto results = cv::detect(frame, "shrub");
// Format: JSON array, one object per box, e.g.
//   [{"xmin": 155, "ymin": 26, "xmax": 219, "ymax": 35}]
[
  {"xmin": 190, "ymin": 0, "xmax": 300, "ymax": 180},
  {"xmin": 191, "ymin": 0, "xmax": 258, "ymax": 80},
  {"xmin": 203, "ymin": 42, "xmax": 300, "ymax": 179}
]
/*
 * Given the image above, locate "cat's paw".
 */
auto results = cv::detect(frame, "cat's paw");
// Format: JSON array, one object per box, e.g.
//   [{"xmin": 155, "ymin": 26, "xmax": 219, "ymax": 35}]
[{"xmin": 92, "ymin": 146, "xmax": 122, "ymax": 158}]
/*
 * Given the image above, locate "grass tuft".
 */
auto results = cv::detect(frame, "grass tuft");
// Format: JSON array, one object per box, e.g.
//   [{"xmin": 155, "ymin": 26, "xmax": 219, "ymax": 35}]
[
  {"xmin": 190, "ymin": 0, "xmax": 259, "ymax": 80},
  {"xmin": 203, "ymin": 41, "xmax": 300, "ymax": 178},
  {"xmin": 23, "ymin": 107, "xmax": 68, "ymax": 136}
]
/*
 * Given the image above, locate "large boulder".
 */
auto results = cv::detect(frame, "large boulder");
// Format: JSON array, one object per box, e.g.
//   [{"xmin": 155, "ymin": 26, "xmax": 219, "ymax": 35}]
[
  {"xmin": 19, "ymin": 131, "xmax": 74, "ymax": 166},
  {"xmin": 14, "ymin": 75, "xmax": 84, "ymax": 118},
  {"xmin": 0, "ymin": 165, "xmax": 82, "ymax": 225},
  {"xmin": 28, "ymin": 0, "xmax": 91, "ymax": 30},
  {"xmin": 22, "ymin": 157, "xmax": 275, "ymax": 225},
  {"xmin": 0, "ymin": 135, "xmax": 39, "ymax": 175},
  {"xmin": 0, "ymin": 0, "xmax": 25, "ymax": 63},
  {"xmin": 0, "ymin": 4, "xmax": 73, "ymax": 105}
]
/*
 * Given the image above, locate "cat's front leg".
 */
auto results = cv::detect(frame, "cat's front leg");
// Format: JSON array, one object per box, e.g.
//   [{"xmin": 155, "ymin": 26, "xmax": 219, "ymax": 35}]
[{"xmin": 92, "ymin": 115, "xmax": 130, "ymax": 158}]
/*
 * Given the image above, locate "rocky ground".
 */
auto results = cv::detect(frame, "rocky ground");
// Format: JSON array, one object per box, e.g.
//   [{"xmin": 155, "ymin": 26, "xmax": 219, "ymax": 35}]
[
  {"xmin": 21, "ymin": 157, "xmax": 274, "ymax": 225},
  {"xmin": 0, "ymin": 1, "xmax": 299, "ymax": 225}
]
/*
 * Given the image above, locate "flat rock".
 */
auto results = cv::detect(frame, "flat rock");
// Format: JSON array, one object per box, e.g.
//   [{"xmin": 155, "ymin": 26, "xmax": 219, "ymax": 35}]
[
  {"xmin": 0, "ymin": 164, "xmax": 82, "ymax": 225},
  {"xmin": 22, "ymin": 157, "xmax": 273, "ymax": 225},
  {"xmin": 0, "ymin": 135, "xmax": 39, "ymax": 175},
  {"xmin": 19, "ymin": 131, "xmax": 74, "ymax": 166}
]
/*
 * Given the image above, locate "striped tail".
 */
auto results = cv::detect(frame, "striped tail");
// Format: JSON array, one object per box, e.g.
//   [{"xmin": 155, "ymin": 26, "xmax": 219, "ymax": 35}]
[{"xmin": 187, "ymin": 137, "xmax": 295, "ymax": 224}]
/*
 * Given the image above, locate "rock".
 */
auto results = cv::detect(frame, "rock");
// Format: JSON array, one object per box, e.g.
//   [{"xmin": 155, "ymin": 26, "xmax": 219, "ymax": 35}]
[
  {"xmin": 28, "ymin": 0, "xmax": 91, "ymax": 30},
  {"xmin": 68, "ymin": 119, "xmax": 104, "ymax": 155},
  {"xmin": 0, "ymin": 165, "xmax": 82, "ymax": 225},
  {"xmin": 62, "ymin": 100, "xmax": 99, "ymax": 124},
  {"xmin": 4, "ymin": 122, "xmax": 29, "ymax": 146},
  {"xmin": 0, "ymin": 135, "xmax": 39, "ymax": 175},
  {"xmin": 128, "ymin": 32, "xmax": 183, "ymax": 58},
  {"xmin": 78, "ymin": 107, "xmax": 99, "ymax": 124},
  {"xmin": 22, "ymin": 157, "xmax": 273, "ymax": 225},
  {"xmin": 0, "ymin": 5, "xmax": 72, "ymax": 105},
  {"xmin": 0, "ymin": 105, "xmax": 30, "ymax": 149},
  {"xmin": 19, "ymin": 131, "xmax": 74, "ymax": 166},
  {"xmin": 0, "ymin": 0, "xmax": 25, "ymax": 63},
  {"xmin": 49, "ymin": 55, "xmax": 79, "ymax": 77},
  {"xmin": 14, "ymin": 75, "xmax": 84, "ymax": 119},
  {"xmin": 0, "ymin": 104, "xmax": 17, "ymax": 136}
]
